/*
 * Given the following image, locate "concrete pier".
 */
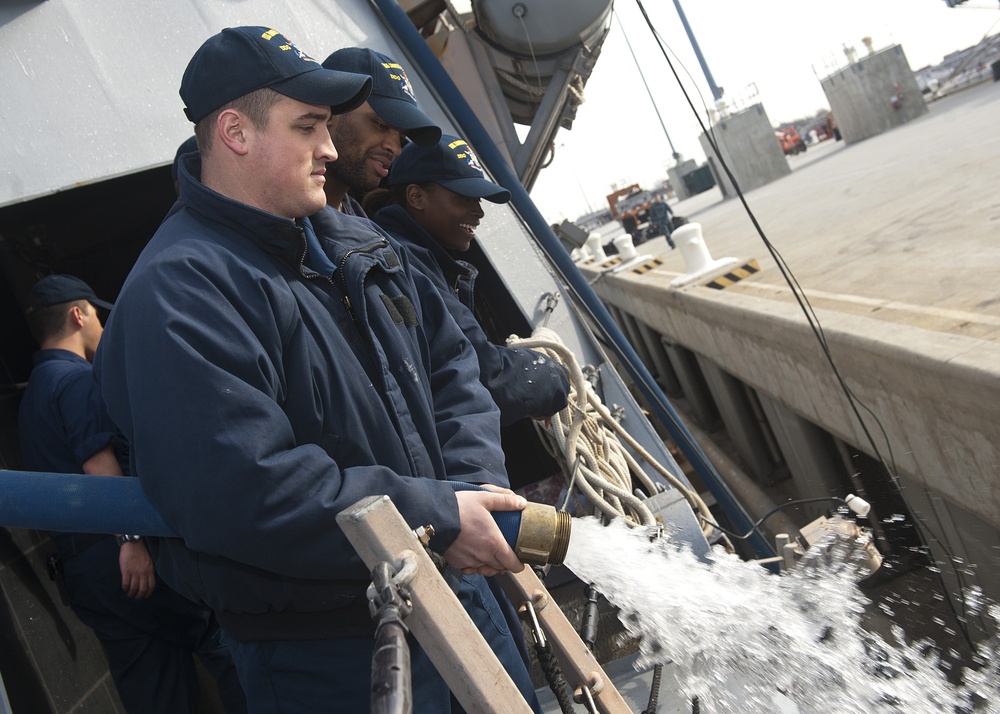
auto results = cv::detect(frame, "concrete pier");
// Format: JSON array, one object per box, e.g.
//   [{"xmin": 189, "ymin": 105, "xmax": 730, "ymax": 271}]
[{"xmin": 579, "ymin": 80, "xmax": 1000, "ymax": 610}]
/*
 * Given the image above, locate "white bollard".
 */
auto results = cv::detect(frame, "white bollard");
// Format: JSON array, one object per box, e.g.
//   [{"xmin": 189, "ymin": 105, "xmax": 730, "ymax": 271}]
[
  {"xmin": 669, "ymin": 221, "xmax": 739, "ymax": 287},
  {"xmin": 672, "ymin": 222, "xmax": 714, "ymax": 274},
  {"xmin": 584, "ymin": 231, "xmax": 607, "ymax": 262},
  {"xmin": 612, "ymin": 233, "xmax": 638, "ymax": 261}
]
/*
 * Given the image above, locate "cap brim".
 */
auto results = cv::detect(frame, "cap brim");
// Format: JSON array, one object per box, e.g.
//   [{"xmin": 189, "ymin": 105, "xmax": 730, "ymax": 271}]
[
  {"xmin": 272, "ymin": 69, "xmax": 373, "ymax": 115},
  {"xmin": 368, "ymin": 95, "xmax": 441, "ymax": 147},
  {"xmin": 91, "ymin": 298, "xmax": 115, "ymax": 312},
  {"xmin": 439, "ymin": 177, "xmax": 511, "ymax": 204}
]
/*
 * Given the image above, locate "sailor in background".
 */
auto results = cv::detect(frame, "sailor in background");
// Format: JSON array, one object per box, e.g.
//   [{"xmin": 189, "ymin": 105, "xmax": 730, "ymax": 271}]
[
  {"xmin": 648, "ymin": 194, "xmax": 675, "ymax": 249},
  {"xmin": 18, "ymin": 274, "xmax": 245, "ymax": 714},
  {"xmin": 371, "ymin": 133, "xmax": 571, "ymax": 426},
  {"xmin": 321, "ymin": 47, "xmax": 441, "ymax": 215}
]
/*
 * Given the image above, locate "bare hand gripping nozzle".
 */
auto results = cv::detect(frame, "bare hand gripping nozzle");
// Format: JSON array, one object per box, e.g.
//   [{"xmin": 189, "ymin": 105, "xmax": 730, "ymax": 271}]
[{"xmin": 445, "ymin": 482, "xmax": 572, "ymax": 567}]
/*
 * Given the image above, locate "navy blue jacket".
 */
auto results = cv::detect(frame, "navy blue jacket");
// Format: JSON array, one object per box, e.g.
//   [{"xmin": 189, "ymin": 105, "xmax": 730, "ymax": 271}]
[
  {"xmin": 374, "ymin": 204, "xmax": 570, "ymax": 425},
  {"xmin": 19, "ymin": 350, "xmax": 126, "ymax": 475},
  {"xmin": 94, "ymin": 156, "xmax": 507, "ymax": 640},
  {"xmin": 18, "ymin": 349, "xmax": 128, "ymax": 557}
]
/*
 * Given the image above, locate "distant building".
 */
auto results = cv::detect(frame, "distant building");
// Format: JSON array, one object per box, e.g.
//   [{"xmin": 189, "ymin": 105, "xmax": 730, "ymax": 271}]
[{"xmin": 915, "ymin": 32, "xmax": 1000, "ymax": 94}]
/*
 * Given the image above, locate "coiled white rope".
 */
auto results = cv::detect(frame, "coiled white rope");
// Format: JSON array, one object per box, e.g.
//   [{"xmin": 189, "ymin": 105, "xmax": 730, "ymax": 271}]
[{"xmin": 509, "ymin": 326, "xmax": 719, "ymax": 542}]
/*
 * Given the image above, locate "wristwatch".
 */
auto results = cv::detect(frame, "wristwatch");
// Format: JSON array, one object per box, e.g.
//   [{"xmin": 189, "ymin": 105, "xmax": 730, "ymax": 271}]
[{"xmin": 115, "ymin": 534, "xmax": 143, "ymax": 546}]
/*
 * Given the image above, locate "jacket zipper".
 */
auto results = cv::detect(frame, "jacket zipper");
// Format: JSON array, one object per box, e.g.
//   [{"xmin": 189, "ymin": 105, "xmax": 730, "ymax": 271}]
[
  {"xmin": 297, "ymin": 227, "xmax": 388, "ymax": 317},
  {"xmin": 299, "ymin": 230, "xmax": 423, "ymax": 476},
  {"xmin": 334, "ymin": 239, "xmax": 389, "ymax": 315}
]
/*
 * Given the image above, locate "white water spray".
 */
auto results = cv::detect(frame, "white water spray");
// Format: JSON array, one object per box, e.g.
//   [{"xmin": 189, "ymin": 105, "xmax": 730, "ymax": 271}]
[{"xmin": 563, "ymin": 517, "xmax": 999, "ymax": 713}]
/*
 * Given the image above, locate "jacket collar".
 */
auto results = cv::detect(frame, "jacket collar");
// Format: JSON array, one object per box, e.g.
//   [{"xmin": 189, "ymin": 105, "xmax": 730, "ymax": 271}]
[
  {"xmin": 176, "ymin": 156, "xmax": 401, "ymax": 276},
  {"xmin": 33, "ymin": 348, "xmax": 88, "ymax": 367},
  {"xmin": 177, "ymin": 154, "xmax": 305, "ymax": 267},
  {"xmin": 374, "ymin": 204, "xmax": 472, "ymax": 280}
]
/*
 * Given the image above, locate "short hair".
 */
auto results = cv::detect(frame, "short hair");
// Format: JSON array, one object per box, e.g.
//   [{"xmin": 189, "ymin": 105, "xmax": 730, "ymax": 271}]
[
  {"xmin": 193, "ymin": 87, "xmax": 285, "ymax": 156},
  {"xmin": 26, "ymin": 300, "xmax": 89, "ymax": 345}
]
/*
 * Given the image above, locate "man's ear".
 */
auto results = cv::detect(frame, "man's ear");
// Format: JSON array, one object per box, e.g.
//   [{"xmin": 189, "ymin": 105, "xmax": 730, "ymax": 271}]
[
  {"xmin": 217, "ymin": 109, "xmax": 250, "ymax": 156},
  {"xmin": 67, "ymin": 304, "xmax": 86, "ymax": 330},
  {"xmin": 405, "ymin": 184, "xmax": 425, "ymax": 211}
]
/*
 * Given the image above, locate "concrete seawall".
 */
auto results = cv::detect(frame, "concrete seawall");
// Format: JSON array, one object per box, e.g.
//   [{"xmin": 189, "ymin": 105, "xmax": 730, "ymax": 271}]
[{"xmin": 589, "ymin": 266, "xmax": 1000, "ymax": 531}]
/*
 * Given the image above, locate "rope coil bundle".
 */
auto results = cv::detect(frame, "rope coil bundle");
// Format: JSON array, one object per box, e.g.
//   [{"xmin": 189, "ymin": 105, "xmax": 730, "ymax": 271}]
[{"xmin": 509, "ymin": 326, "xmax": 720, "ymax": 543}]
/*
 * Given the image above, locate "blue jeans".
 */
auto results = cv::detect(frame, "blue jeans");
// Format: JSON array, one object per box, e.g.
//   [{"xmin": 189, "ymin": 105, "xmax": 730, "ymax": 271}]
[
  {"xmin": 62, "ymin": 537, "xmax": 246, "ymax": 714},
  {"xmin": 223, "ymin": 633, "xmax": 449, "ymax": 713},
  {"xmin": 222, "ymin": 575, "xmax": 540, "ymax": 713},
  {"xmin": 456, "ymin": 575, "xmax": 541, "ymax": 714}
]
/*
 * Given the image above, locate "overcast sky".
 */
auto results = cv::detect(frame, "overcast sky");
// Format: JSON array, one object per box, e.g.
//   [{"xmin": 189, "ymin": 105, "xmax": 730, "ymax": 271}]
[{"xmin": 526, "ymin": 0, "xmax": 1000, "ymax": 222}]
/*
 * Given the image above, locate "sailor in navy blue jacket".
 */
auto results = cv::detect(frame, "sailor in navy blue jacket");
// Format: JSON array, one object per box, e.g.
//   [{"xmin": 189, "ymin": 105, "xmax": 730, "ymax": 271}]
[
  {"xmin": 374, "ymin": 134, "xmax": 570, "ymax": 426},
  {"xmin": 96, "ymin": 149, "xmax": 517, "ymax": 634},
  {"xmin": 95, "ymin": 29, "xmax": 534, "ymax": 712}
]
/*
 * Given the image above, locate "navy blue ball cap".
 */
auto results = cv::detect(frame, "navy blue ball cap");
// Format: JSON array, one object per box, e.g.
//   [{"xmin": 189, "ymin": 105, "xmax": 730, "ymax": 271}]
[
  {"xmin": 181, "ymin": 27, "xmax": 373, "ymax": 123},
  {"xmin": 25, "ymin": 275, "xmax": 114, "ymax": 316},
  {"xmin": 322, "ymin": 48, "xmax": 441, "ymax": 147},
  {"xmin": 388, "ymin": 134, "xmax": 510, "ymax": 203}
]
